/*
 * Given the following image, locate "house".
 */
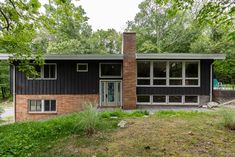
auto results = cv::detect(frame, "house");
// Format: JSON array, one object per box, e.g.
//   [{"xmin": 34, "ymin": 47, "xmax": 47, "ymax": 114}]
[{"xmin": 0, "ymin": 32, "xmax": 225, "ymax": 121}]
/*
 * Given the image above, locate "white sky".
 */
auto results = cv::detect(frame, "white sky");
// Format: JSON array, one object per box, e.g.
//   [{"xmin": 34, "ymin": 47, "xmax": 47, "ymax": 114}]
[
  {"xmin": 40, "ymin": 0, "xmax": 143, "ymax": 32},
  {"xmin": 77, "ymin": 0, "xmax": 142, "ymax": 31}
]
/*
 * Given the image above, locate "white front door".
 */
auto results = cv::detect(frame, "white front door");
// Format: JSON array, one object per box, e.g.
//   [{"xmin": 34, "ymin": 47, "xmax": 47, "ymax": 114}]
[{"xmin": 100, "ymin": 81, "xmax": 121, "ymax": 106}]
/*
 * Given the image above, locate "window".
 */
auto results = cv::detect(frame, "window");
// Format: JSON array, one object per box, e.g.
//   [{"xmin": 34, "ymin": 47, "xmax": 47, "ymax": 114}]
[
  {"xmin": 169, "ymin": 62, "xmax": 182, "ymax": 85},
  {"xmin": 137, "ymin": 95, "xmax": 150, "ymax": 103},
  {"xmin": 28, "ymin": 100, "xmax": 56, "ymax": 112},
  {"xmin": 28, "ymin": 63, "xmax": 57, "ymax": 80},
  {"xmin": 153, "ymin": 96, "xmax": 166, "ymax": 103},
  {"xmin": 153, "ymin": 61, "xmax": 167, "ymax": 85},
  {"xmin": 185, "ymin": 62, "xmax": 199, "ymax": 86},
  {"xmin": 185, "ymin": 96, "xmax": 198, "ymax": 104},
  {"xmin": 137, "ymin": 61, "xmax": 150, "ymax": 85},
  {"xmin": 100, "ymin": 63, "xmax": 122, "ymax": 78},
  {"xmin": 44, "ymin": 64, "xmax": 56, "ymax": 79},
  {"xmin": 77, "ymin": 63, "xmax": 88, "ymax": 72},
  {"xmin": 137, "ymin": 60, "xmax": 200, "ymax": 86},
  {"xmin": 28, "ymin": 100, "xmax": 42, "ymax": 112},
  {"xmin": 169, "ymin": 96, "xmax": 182, "ymax": 103}
]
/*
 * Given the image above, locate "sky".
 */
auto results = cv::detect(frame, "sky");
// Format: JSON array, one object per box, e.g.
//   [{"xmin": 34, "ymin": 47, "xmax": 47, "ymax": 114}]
[
  {"xmin": 39, "ymin": 0, "xmax": 143, "ymax": 31},
  {"xmin": 76, "ymin": 0, "xmax": 143, "ymax": 31}
]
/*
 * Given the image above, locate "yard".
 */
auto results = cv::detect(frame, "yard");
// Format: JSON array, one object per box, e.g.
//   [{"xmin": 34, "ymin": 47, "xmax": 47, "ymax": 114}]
[{"xmin": 0, "ymin": 106, "xmax": 235, "ymax": 157}]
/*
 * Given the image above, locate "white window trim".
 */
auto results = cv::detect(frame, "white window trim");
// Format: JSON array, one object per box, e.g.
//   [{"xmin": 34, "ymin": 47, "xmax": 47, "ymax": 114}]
[
  {"xmin": 152, "ymin": 95, "xmax": 167, "ymax": 105},
  {"xmin": 27, "ymin": 63, "xmax": 57, "ymax": 80},
  {"xmin": 99, "ymin": 63, "xmax": 122, "ymax": 78},
  {"xmin": 28, "ymin": 99, "xmax": 57, "ymax": 113},
  {"xmin": 77, "ymin": 63, "xmax": 88, "ymax": 72},
  {"xmin": 137, "ymin": 95, "xmax": 199, "ymax": 105},
  {"xmin": 137, "ymin": 60, "xmax": 200, "ymax": 87}
]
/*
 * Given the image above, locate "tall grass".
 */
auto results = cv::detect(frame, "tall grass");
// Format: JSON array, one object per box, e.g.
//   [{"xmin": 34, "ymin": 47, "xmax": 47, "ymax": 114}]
[
  {"xmin": 77, "ymin": 102, "xmax": 101, "ymax": 135},
  {"xmin": 220, "ymin": 109, "xmax": 235, "ymax": 130}
]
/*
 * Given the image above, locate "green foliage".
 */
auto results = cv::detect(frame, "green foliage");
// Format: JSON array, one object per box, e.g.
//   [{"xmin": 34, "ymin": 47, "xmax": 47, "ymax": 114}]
[
  {"xmin": 76, "ymin": 103, "xmax": 101, "ymax": 135},
  {"xmin": 0, "ymin": 60, "xmax": 10, "ymax": 99},
  {"xmin": 155, "ymin": 110, "xmax": 211, "ymax": 118},
  {"xmin": 101, "ymin": 109, "xmax": 149, "ymax": 119},
  {"xmin": 0, "ymin": 107, "xmax": 150, "ymax": 156},
  {"xmin": 220, "ymin": 109, "xmax": 235, "ymax": 130}
]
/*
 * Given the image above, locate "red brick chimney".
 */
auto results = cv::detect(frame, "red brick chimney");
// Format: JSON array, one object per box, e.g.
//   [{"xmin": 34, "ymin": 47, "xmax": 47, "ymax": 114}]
[{"xmin": 122, "ymin": 32, "xmax": 137, "ymax": 109}]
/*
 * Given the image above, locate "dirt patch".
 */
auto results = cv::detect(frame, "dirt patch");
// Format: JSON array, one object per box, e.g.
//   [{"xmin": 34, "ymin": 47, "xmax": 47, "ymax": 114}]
[{"xmin": 44, "ymin": 115, "xmax": 235, "ymax": 157}]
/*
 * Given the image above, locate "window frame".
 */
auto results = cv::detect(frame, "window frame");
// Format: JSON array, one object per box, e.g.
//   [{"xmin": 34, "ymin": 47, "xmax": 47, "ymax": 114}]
[
  {"xmin": 77, "ymin": 63, "xmax": 88, "ymax": 72},
  {"xmin": 136, "ymin": 95, "xmax": 199, "ymax": 105},
  {"xmin": 136, "ymin": 95, "xmax": 151, "ymax": 104},
  {"xmin": 28, "ymin": 99, "xmax": 57, "ymax": 113},
  {"xmin": 99, "ymin": 63, "xmax": 122, "ymax": 78},
  {"xmin": 27, "ymin": 63, "xmax": 57, "ymax": 80},
  {"xmin": 137, "ymin": 60, "xmax": 200, "ymax": 87}
]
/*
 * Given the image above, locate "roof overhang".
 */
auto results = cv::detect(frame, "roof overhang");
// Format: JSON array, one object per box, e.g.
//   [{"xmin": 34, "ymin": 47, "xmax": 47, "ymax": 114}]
[
  {"xmin": 0, "ymin": 53, "xmax": 226, "ymax": 60},
  {"xmin": 136, "ymin": 53, "xmax": 226, "ymax": 60}
]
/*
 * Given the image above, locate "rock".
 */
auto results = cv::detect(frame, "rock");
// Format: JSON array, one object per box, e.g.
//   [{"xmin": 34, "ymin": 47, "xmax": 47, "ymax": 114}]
[
  {"xmin": 188, "ymin": 131, "xmax": 194, "ymax": 136},
  {"xmin": 144, "ymin": 146, "xmax": 150, "ymax": 150},
  {"xmin": 117, "ymin": 120, "xmax": 127, "ymax": 128},
  {"xmin": 207, "ymin": 102, "xmax": 219, "ymax": 108},
  {"xmin": 143, "ymin": 115, "xmax": 149, "ymax": 118},
  {"xmin": 110, "ymin": 116, "xmax": 118, "ymax": 119}
]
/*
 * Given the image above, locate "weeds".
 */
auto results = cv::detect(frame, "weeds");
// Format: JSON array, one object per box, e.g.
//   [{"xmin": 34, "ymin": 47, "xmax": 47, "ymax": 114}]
[
  {"xmin": 220, "ymin": 109, "xmax": 235, "ymax": 130},
  {"xmin": 77, "ymin": 102, "xmax": 101, "ymax": 135}
]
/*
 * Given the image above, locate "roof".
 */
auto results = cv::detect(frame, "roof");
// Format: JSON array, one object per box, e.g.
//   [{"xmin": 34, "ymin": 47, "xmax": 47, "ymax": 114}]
[{"xmin": 0, "ymin": 53, "xmax": 226, "ymax": 60}]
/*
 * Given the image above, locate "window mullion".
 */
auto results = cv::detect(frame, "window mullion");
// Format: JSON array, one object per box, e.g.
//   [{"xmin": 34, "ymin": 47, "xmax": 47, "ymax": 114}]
[
  {"xmin": 41, "ymin": 66, "xmax": 44, "ymax": 79},
  {"xmin": 150, "ymin": 61, "xmax": 153, "ymax": 86},
  {"xmin": 182, "ymin": 62, "xmax": 185, "ymax": 86},
  {"xmin": 166, "ymin": 61, "xmax": 169, "ymax": 86},
  {"xmin": 42, "ymin": 100, "xmax": 44, "ymax": 112}
]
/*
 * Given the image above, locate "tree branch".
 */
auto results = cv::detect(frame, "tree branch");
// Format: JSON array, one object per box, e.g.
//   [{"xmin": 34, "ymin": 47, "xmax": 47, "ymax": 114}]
[
  {"xmin": 0, "ymin": 8, "xmax": 10, "ymax": 31},
  {"xmin": 8, "ymin": 0, "xmax": 21, "ymax": 17}
]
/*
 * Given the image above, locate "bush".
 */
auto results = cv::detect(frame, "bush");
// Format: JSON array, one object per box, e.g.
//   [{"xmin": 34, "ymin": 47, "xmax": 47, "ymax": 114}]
[
  {"xmin": 221, "ymin": 109, "xmax": 235, "ymax": 130},
  {"xmin": 77, "ymin": 102, "xmax": 101, "ymax": 135}
]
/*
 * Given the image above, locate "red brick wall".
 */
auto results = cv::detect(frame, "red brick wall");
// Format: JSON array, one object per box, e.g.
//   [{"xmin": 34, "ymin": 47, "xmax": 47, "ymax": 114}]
[
  {"xmin": 122, "ymin": 32, "xmax": 137, "ymax": 109},
  {"xmin": 15, "ymin": 94, "xmax": 99, "ymax": 121}
]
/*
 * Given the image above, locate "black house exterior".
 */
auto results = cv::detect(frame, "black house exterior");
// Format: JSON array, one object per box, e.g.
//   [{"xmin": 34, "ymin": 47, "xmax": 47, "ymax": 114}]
[{"xmin": 0, "ymin": 33, "xmax": 225, "ymax": 121}]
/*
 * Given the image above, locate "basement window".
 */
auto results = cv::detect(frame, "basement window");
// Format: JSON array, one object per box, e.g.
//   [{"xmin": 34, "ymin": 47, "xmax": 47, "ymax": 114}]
[
  {"xmin": 77, "ymin": 63, "xmax": 88, "ymax": 72},
  {"xmin": 184, "ymin": 96, "xmax": 199, "ymax": 104},
  {"xmin": 28, "ymin": 100, "xmax": 57, "ymax": 113},
  {"xmin": 137, "ymin": 95, "xmax": 150, "ymax": 104}
]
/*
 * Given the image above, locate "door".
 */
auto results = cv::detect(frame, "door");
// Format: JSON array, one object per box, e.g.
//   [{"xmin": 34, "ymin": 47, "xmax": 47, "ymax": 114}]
[{"xmin": 100, "ymin": 81, "xmax": 121, "ymax": 106}]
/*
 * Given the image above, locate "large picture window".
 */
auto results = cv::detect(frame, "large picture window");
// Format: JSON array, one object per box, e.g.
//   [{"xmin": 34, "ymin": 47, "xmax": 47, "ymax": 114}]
[
  {"xmin": 100, "ymin": 63, "xmax": 122, "ymax": 78},
  {"xmin": 137, "ymin": 60, "xmax": 200, "ymax": 87},
  {"xmin": 28, "ymin": 63, "xmax": 57, "ymax": 80}
]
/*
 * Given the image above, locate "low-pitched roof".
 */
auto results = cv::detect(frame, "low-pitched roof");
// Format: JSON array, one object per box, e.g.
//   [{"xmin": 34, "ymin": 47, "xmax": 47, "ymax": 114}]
[{"xmin": 0, "ymin": 53, "xmax": 226, "ymax": 60}]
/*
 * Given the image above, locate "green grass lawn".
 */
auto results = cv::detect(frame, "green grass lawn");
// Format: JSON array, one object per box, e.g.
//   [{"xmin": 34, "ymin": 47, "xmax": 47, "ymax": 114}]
[{"xmin": 0, "ymin": 109, "xmax": 235, "ymax": 157}]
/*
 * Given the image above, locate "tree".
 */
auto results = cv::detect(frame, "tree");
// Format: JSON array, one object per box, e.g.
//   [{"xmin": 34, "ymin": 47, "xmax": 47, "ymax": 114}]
[
  {"xmin": 126, "ymin": 0, "xmax": 201, "ymax": 53},
  {"xmin": 88, "ymin": 29, "xmax": 121, "ymax": 54},
  {"xmin": 0, "ymin": 61, "xmax": 9, "ymax": 99},
  {"xmin": 44, "ymin": 0, "xmax": 93, "ymax": 54},
  {"xmin": 0, "ymin": 0, "xmax": 45, "ymax": 76}
]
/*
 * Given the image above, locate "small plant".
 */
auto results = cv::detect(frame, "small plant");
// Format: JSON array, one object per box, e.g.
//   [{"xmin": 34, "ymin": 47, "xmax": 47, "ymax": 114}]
[
  {"xmin": 220, "ymin": 109, "xmax": 235, "ymax": 130},
  {"xmin": 78, "ymin": 102, "xmax": 101, "ymax": 135}
]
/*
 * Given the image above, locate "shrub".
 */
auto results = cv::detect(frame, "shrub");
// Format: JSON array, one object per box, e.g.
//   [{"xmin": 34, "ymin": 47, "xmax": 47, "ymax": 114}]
[
  {"xmin": 220, "ymin": 109, "xmax": 235, "ymax": 130},
  {"xmin": 77, "ymin": 102, "xmax": 101, "ymax": 135}
]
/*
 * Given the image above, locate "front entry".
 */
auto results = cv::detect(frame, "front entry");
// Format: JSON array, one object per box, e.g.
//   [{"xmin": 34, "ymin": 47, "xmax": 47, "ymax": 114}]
[{"xmin": 100, "ymin": 80, "xmax": 122, "ymax": 106}]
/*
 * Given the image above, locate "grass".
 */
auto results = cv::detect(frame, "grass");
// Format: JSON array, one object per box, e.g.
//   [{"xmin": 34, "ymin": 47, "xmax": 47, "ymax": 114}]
[
  {"xmin": 0, "ymin": 109, "xmax": 235, "ymax": 156},
  {"xmin": 220, "ymin": 109, "xmax": 235, "ymax": 130}
]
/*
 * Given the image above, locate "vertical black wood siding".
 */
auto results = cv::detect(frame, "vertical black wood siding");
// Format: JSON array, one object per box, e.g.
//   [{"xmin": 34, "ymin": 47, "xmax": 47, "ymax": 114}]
[
  {"xmin": 12, "ymin": 59, "xmax": 212, "ymax": 95},
  {"xmin": 15, "ymin": 60, "xmax": 122, "ymax": 95}
]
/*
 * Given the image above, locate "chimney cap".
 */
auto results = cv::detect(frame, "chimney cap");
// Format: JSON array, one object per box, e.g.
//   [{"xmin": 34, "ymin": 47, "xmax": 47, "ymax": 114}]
[{"xmin": 123, "ymin": 32, "xmax": 136, "ymax": 34}]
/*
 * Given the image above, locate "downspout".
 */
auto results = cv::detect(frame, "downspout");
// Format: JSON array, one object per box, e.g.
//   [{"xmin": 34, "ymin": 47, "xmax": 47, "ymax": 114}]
[
  {"xmin": 210, "ymin": 63, "xmax": 213, "ymax": 102},
  {"xmin": 12, "ymin": 65, "xmax": 16, "ymax": 122}
]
